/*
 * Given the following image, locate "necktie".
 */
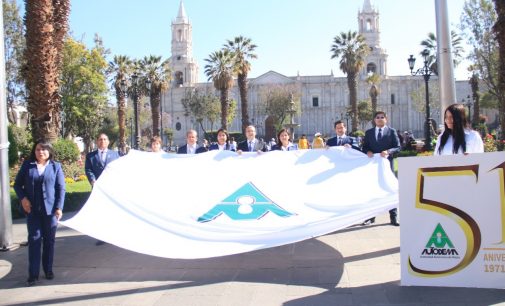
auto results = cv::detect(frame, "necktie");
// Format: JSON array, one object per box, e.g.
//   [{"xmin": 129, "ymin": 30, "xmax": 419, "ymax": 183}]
[
  {"xmin": 100, "ymin": 151, "xmax": 106, "ymax": 165},
  {"xmin": 378, "ymin": 128, "xmax": 382, "ymax": 141},
  {"xmin": 248, "ymin": 141, "xmax": 253, "ymax": 152},
  {"xmin": 338, "ymin": 137, "xmax": 342, "ymax": 146}
]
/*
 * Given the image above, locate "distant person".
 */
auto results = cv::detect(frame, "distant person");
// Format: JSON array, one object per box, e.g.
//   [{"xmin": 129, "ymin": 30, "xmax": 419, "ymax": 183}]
[
  {"xmin": 85, "ymin": 133, "xmax": 120, "ymax": 187},
  {"xmin": 271, "ymin": 129, "xmax": 297, "ymax": 151},
  {"xmin": 150, "ymin": 136, "xmax": 164, "ymax": 153},
  {"xmin": 298, "ymin": 134, "xmax": 309, "ymax": 149},
  {"xmin": 434, "ymin": 103, "xmax": 484, "ymax": 155},
  {"xmin": 268, "ymin": 138, "xmax": 277, "ymax": 151},
  {"xmin": 362, "ymin": 111, "xmax": 401, "ymax": 226},
  {"xmin": 229, "ymin": 137, "xmax": 237, "ymax": 151},
  {"xmin": 177, "ymin": 129, "xmax": 207, "ymax": 154},
  {"xmin": 326, "ymin": 120, "xmax": 359, "ymax": 150},
  {"xmin": 312, "ymin": 132, "xmax": 325, "ymax": 149},
  {"xmin": 237, "ymin": 125, "xmax": 268, "ymax": 153},
  {"xmin": 209, "ymin": 128, "xmax": 235, "ymax": 151},
  {"xmin": 14, "ymin": 139, "xmax": 66, "ymax": 286}
]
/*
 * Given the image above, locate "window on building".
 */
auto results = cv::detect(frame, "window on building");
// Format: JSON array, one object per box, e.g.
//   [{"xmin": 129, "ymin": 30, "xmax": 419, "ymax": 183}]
[
  {"xmin": 175, "ymin": 122, "xmax": 181, "ymax": 131},
  {"xmin": 366, "ymin": 19, "xmax": 372, "ymax": 31},
  {"xmin": 312, "ymin": 96, "xmax": 319, "ymax": 107},
  {"xmin": 391, "ymin": 94, "xmax": 395, "ymax": 105},
  {"xmin": 175, "ymin": 71, "xmax": 183, "ymax": 86},
  {"xmin": 177, "ymin": 29, "xmax": 182, "ymax": 41},
  {"xmin": 367, "ymin": 63, "xmax": 377, "ymax": 74}
]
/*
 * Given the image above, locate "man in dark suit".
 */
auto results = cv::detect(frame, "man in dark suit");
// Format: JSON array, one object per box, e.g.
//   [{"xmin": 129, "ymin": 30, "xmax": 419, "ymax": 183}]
[
  {"xmin": 362, "ymin": 111, "xmax": 401, "ymax": 226},
  {"xmin": 326, "ymin": 120, "xmax": 360, "ymax": 150},
  {"xmin": 177, "ymin": 129, "xmax": 207, "ymax": 154},
  {"xmin": 237, "ymin": 125, "xmax": 268, "ymax": 152},
  {"xmin": 85, "ymin": 133, "xmax": 120, "ymax": 246},
  {"xmin": 85, "ymin": 133, "xmax": 120, "ymax": 187}
]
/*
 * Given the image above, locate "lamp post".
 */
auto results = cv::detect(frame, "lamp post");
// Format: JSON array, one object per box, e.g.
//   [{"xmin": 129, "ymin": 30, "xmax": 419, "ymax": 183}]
[
  {"xmin": 130, "ymin": 73, "xmax": 141, "ymax": 150},
  {"xmin": 408, "ymin": 49, "xmax": 435, "ymax": 151}
]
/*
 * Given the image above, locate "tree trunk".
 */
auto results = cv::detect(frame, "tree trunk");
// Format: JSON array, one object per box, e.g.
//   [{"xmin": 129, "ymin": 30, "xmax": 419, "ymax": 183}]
[
  {"xmin": 238, "ymin": 73, "xmax": 250, "ymax": 133},
  {"xmin": 494, "ymin": 0, "xmax": 505, "ymax": 142},
  {"xmin": 151, "ymin": 85, "xmax": 161, "ymax": 137},
  {"xmin": 23, "ymin": 0, "xmax": 69, "ymax": 142},
  {"xmin": 116, "ymin": 84, "xmax": 127, "ymax": 154},
  {"xmin": 347, "ymin": 73, "xmax": 358, "ymax": 132},
  {"xmin": 220, "ymin": 88, "xmax": 229, "ymax": 129}
]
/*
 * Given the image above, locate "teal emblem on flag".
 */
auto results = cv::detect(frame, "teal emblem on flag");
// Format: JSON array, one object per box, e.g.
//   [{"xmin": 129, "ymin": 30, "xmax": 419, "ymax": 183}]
[{"xmin": 197, "ymin": 182, "xmax": 295, "ymax": 222}]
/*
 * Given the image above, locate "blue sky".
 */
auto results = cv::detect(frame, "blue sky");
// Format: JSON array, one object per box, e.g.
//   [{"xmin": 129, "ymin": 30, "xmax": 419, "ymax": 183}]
[{"xmin": 18, "ymin": 0, "xmax": 470, "ymax": 80}]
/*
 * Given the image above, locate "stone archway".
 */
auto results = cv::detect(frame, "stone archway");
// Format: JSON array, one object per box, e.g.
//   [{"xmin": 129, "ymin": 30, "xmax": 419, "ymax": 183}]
[{"xmin": 264, "ymin": 116, "xmax": 276, "ymax": 141}]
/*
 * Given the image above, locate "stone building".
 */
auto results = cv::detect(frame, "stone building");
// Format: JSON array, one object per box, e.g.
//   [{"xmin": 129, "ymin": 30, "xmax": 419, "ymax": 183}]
[{"xmin": 162, "ymin": 0, "xmax": 479, "ymax": 146}]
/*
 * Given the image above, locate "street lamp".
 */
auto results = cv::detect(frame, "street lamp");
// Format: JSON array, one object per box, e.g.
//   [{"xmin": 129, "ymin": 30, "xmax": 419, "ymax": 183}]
[
  {"xmin": 461, "ymin": 95, "xmax": 472, "ymax": 124},
  {"xmin": 408, "ymin": 49, "xmax": 435, "ymax": 151},
  {"xmin": 129, "ymin": 73, "xmax": 141, "ymax": 150}
]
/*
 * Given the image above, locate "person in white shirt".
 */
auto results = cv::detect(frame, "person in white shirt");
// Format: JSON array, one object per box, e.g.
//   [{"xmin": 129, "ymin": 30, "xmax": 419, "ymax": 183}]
[{"xmin": 434, "ymin": 103, "xmax": 484, "ymax": 155}]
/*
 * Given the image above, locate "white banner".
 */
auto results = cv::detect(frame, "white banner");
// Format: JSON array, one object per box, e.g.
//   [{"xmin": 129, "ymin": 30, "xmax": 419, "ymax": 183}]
[
  {"xmin": 399, "ymin": 151, "xmax": 505, "ymax": 289},
  {"xmin": 62, "ymin": 148, "xmax": 398, "ymax": 259}
]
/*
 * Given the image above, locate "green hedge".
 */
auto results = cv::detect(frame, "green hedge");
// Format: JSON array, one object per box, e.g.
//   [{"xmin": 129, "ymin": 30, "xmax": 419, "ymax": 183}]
[{"xmin": 10, "ymin": 180, "xmax": 91, "ymax": 219}]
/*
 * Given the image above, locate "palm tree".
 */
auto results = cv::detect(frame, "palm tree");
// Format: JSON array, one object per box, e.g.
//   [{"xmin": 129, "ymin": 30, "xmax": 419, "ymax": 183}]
[
  {"xmin": 330, "ymin": 31, "xmax": 369, "ymax": 132},
  {"xmin": 108, "ymin": 55, "xmax": 132, "ymax": 154},
  {"xmin": 420, "ymin": 31, "xmax": 464, "ymax": 74},
  {"xmin": 139, "ymin": 55, "xmax": 171, "ymax": 137},
  {"xmin": 367, "ymin": 73, "xmax": 381, "ymax": 114},
  {"xmin": 204, "ymin": 49, "xmax": 235, "ymax": 129},
  {"xmin": 23, "ymin": 0, "xmax": 70, "ymax": 142},
  {"xmin": 224, "ymin": 36, "xmax": 257, "ymax": 134}
]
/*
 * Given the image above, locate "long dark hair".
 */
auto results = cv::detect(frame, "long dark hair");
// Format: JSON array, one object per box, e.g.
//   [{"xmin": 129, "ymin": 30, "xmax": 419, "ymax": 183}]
[
  {"xmin": 29, "ymin": 139, "xmax": 55, "ymax": 162},
  {"xmin": 438, "ymin": 103, "xmax": 468, "ymax": 154}
]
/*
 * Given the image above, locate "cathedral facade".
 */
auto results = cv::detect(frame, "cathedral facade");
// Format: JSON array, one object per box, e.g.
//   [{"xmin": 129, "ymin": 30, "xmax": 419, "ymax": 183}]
[{"xmin": 162, "ymin": 0, "xmax": 474, "ymax": 145}]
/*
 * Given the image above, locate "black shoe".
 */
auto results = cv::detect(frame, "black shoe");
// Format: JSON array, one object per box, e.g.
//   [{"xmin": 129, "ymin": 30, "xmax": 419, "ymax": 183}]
[
  {"xmin": 45, "ymin": 271, "xmax": 54, "ymax": 280},
  {"xmin": 390, "ymin": 217, "xmax": 400, "ymax": 226},
  {"xmin": 95, "ymin": 240, "xmax": 105, "ymax": 246},
  {"xmin": 26, "ymin": 277, "xmax": 38, "ymax": 286},
  {"xmin": 362, "ymin": 217, "xmax": 376, "ymax": 226}
]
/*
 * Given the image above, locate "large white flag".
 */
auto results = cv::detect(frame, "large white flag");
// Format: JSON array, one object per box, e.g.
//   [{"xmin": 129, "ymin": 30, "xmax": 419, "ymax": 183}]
[{"xmin": 62, "ymin": 148, "xmax": 398, "ymax": 259}]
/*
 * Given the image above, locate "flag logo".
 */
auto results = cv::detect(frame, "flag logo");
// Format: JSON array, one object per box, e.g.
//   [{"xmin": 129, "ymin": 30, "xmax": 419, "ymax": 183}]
[{"xmin": 197, "ymin": 182, "xmax": 295, "ymax": 222}]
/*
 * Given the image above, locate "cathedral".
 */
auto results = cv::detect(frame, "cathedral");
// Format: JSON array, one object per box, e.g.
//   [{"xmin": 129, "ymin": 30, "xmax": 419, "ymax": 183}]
[{"xmin": 162, "ymin": 0, "xmax": 475, "ymax": 145}]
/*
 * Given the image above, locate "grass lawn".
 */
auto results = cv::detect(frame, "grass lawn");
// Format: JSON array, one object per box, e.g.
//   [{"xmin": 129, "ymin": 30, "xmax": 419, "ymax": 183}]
[{"xmin": 10, "ymin": 180, "xmax": 92, "ymax": 219}]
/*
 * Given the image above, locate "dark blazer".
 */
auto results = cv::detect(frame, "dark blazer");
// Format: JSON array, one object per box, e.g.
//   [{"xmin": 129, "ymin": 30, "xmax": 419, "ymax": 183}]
[
  {"xmin": 362, "ymin": 126, "xmax": 401, "ymax": 168},
  {"xmin": 14, "ymin": 160, "xmax": 66, "ymax": 214},
  {"xmin": 209, "ymin": 143, "xmax": 235, "ymax": 151},
  {"xmin": 177, "ymin": 144, "xmax": 207, "ymax": 154},
  {"xmin": 237, "ymin": 139, "xmax": 268, "ymax": 152},
  {"xmin": 271, "ymin": 143, "xmax": 297, "ymax": 151},
  {"xmin": 85, "ymin": 149, "xmax": 120, "ymax": 184}
]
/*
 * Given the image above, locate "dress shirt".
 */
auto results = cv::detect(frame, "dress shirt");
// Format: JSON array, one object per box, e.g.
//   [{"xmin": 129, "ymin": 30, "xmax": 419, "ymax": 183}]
[
  {"xmin": 376, "ymin": 127, "xmax": 385, "ymax": 140},
  {"xmin": 187, "ymin": 144, "xmax": 197, "ymax": 154},
  {"xmin": 433, "ymin": 129, "xmax": 484, "ymax": 155}
]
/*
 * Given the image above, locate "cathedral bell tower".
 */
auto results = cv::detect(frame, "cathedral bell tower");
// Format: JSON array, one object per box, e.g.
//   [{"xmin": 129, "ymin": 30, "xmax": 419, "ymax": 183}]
[
  {"xmin": 358, "ymin": 0, "xmax": 388, "ymax": 77},
  {"xmin": 170, "ymin": 0, "xmax": 198, "ymax": 87}
]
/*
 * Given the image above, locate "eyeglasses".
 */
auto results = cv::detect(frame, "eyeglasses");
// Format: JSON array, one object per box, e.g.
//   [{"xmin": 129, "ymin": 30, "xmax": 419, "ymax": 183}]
[{"xmin": 375, "ymin": 116, "xmax": 385, "ymax": 119}]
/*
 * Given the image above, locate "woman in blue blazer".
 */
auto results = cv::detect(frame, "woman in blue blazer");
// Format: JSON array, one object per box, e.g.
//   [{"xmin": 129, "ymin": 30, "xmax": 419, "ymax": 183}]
[
  {"xmin": 271, "ymin": 129, "xmax": 297, "ymax": 151},
  {"xmin": 209, "ymin": 128, "xmax": 235, "ymax": 151},
  {"xmin": 14, "ymin": 139, "xmax": 66, "ymax": 286}
]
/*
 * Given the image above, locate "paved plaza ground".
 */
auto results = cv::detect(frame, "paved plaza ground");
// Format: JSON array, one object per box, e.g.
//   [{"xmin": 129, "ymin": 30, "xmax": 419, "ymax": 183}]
[{"xmin": 1, "ymin": 213, "xmax": 505, "ymax": 306}]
